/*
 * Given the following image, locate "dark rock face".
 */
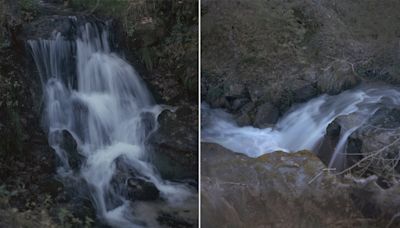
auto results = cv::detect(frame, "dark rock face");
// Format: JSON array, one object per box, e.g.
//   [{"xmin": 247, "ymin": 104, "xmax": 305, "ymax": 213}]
[
  {"xmin": 150, "ymin": 105, "xmax": 198, "ymax": 181},
  {"xmin": 21, "ymin": 15, "xmax": 77, "ymax": 40},
  {"xmin": 253, "ymin": 102, "xmax": 279, "ymax": 128},
  {"xmin": 59, "ymin": 130, "xmax": 84, "ymax": 170},
  {"xmin": 318, "ymin": 120, "xmax": 341, "ymax": 165},
  {"xmin": 111, "ymin": 162, "xmax": 160, "ymax": 202},
  {"xmin": 127, "ymin": 177, "xmax": 160, "ymax": 201}
]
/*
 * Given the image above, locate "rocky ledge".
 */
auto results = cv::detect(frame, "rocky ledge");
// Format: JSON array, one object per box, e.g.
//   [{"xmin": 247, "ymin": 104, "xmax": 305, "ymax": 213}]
[{"xmin": 202, "ymin": 142, "xmax": 400, "ymax": 227}]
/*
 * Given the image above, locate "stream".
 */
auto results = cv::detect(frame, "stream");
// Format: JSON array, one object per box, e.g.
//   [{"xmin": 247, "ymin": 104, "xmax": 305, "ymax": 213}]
[
  {"xmin": 28, "ymin": 17, "xmax": 195, "ymax": 227},
  {"xmin": 202, "ymin": 84, "xmax": 400, "ymax": 169}
]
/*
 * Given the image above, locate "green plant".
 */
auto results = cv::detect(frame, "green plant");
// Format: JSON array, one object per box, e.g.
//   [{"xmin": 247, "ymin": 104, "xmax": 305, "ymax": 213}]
[
  {"xmin": 19, "ymin": 0, "xmax": 38, "ymax": 13},
  {"xmin": 140, "ymin": 47, "xmax": 154, "ymax": 71},
  {"xmin": 57, "ymin": 207, "xmax": 93, "ymax": 227}
]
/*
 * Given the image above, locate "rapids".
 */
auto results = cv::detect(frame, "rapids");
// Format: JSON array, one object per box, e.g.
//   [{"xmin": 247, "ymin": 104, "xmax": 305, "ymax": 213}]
[{"xmin": 202, "ymin": 84, "xmax": 400, "ymax": 169}]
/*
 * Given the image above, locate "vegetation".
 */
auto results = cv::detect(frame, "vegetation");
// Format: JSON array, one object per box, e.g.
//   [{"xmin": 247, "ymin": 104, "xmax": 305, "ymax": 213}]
[
  {"xmin": 69, "ymin": 0, "xmax": 198, "ymax": 100},
  {"xmin": 0, "ymin": 0, "xmax": 197, "ymax": 226}
]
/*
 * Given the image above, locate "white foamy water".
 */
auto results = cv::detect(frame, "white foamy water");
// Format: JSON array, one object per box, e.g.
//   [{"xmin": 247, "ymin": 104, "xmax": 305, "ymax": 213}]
[
  {"xmin": 202, "ymin": 85, "xmax": 400, "ymax": 168},
  {"xmin": 28, "ymin": 19, "xmax": 193, "ymax": 227}
]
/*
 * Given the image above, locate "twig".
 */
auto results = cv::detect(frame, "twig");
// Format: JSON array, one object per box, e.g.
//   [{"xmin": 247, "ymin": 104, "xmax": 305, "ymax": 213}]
[
  {"xmin": 308, "ymin": 168, "xmax": 336, "ymax": 184},
  {"xmin": 89, "ymin": 0, "xmax": 100, "ymax": 14}
]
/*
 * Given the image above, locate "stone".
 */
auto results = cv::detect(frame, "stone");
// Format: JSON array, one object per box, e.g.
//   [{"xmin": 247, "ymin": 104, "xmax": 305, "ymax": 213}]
[
  {"xmin": 291, "ymin": 80, "xmax": 318, "ymax": 102},
  {"xmin": 318, "ymin": 120, "xmax": 341, "ymax": 165},
  {"xmin": 253, "ymin": 102, "xmax": 279, "ymax": 128},
  {"xmin": 346, "ymin": 108, "xmax": 400, "ymax": 179},
  {"xmin": 201, "ymin": 143, "xmax": 367, "ymax": 227},
  {"xmin": 127, "ymin": 177, "xmax": 160, "ymax": 201},
  {"xmin": 234, "ymin": 113, "xmax": 251, "ymax": 127},
  {"xmin": 60, "ymin": 130, "xmax": 84, "ymax": 171},
  {"xmin": 149, "ymin": 105, "xmax": 198, "ymax": 180},
  {"xmin": 317, "ymin": 60, "xmax": 361, "ymax": 95}
]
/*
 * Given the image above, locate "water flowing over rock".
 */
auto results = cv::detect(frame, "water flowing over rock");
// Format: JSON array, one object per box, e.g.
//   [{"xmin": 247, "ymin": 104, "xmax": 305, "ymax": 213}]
[
  {"xmin": 202, "ymin": 0, "xmax": 400, "ymax": 119},
  {"xmin": 202, "ymin": 84, "xmax": 400, "ymax": 170},
  {"xmin": 345, "ymin": 108, "xmax": 400, "ymax": 182},
  {"xmin": 28, "ymin": 17, "xmax": 195, "ymax": 227}
]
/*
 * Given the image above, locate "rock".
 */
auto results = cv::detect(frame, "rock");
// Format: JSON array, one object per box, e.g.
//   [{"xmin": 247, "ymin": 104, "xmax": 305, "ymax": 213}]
[
  {"xmin": 21, "ymin": 15, "xmax": 77, "ymax": 40},
  {"xmin": 157, "ymin": 212, "xmax": 194, "ymax": 228},
  {"xmin": 230, "ymin": 98, "xmax": 249, "ymax": 111},
  {"xmin": 201, "ymin": 143, "xmax": 366, "ymax": 227},
  {"xmin": 253, "ymin": 102, "xmax": 279, "ymax": 128},
  {"xmin": 127, "ymin": 177, "xmax": 160, "ymax": 201},
  {"xmin": 150, "ymin": 105, "xmax": 198, "ymax": 180},
  {"xmin": 111, "ymin": 164, "xmax": 160, "ymax": 202},
  {"xmin": 291, "ymin": 80, "xmax": 318, "ymax": 102},
  {"xmin": 317, "ymin": 60, "xmax": 361, "ymax": 95},
  {"xmin": 346, "ymin": 108, "xmax": 400, "ymax": 180},
  {"xmin": 60, "ymin": 130, "xmax": 84, "ymax": 170},
  {"xmin": 234, "ymin": 112, "xmax": 251, "ymax": 127},
  {"xmin": 318, "ymin": 120, "xmax": 341, "ymax": 165},
  {"xmin": 233, "ymin": 101, "xmax": 255, "ymax": 127}
]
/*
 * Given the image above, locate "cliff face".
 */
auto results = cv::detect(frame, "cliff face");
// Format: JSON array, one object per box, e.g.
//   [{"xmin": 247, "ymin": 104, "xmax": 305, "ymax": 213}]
[{"xmin": 202, "ymin": 0, "xmax": 400, "ymax": 125}]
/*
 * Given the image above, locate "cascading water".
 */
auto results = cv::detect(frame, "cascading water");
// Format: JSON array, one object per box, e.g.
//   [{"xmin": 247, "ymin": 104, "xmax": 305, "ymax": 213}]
[
  {"xmin": 28, "ymin": 18, "xmax": 193, "ymax": 227},
  {"xmin": 202, "ymin": 84, "xmax": 400, "ymax": 169}
]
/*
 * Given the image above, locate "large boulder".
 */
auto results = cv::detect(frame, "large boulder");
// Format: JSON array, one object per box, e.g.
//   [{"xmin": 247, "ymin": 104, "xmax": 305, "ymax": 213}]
[
  {"xmin": 317, "ymin": 60, "xmax": 361, "ymax": 95},
  {"xmin": 149, "ymin": 105, "xmax": 198, "ymax": 181},
  {"xmin": 201, "ymin": 143, "xmax": 363, "ymax": 227},
  {"xmin": 318, "ymin": 120, "xmax": 341, "ymax": 166},
  {"xmin": 253, "ymin": 102, "xmax": 279, "ymax": 128}
]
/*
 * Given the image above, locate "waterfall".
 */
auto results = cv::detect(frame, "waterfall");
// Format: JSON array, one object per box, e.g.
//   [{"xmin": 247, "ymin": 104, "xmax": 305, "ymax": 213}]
[
  {"xmin": 202, "ymin": 84, "xmax": 400, "ymax": 169},
  {"xmin": 28, "ymin": 18, "xmax": 193, "ymax": 227}
]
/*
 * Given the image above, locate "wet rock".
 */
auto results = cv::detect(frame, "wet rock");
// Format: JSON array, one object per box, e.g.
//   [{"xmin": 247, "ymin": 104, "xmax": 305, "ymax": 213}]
[
  {"xmin": 291, "ymin": 80, "xmax": 318, "ymax": 102},
  {"xmin": 346, "ymin": 108, "xmax": 400, "ymax": 179},
  {"xmin": 253, "ymin": 102, "xmax": 279, "ymax": 128},
  {"xmin": 60, "ymin": 130, "xmax": 84, "ymax": 170},
  {"xmin": 233, "ymin": 101, "xmax": 255, "ymax": 127},
  {"xmin": 225, "ymin": 83, "xmax": 246, "ymax": 98},
  {"xmin": 230, "ymin": 97, "xmax": 249, "ymax": 112},
  {"xmin": 318, "ymin": 120, "xmax": 341, "ymax": 165},
  {"xmin": 157, "ymin": 212, "xmax": 193, "ymax": 228},
  {"xmin": 235, "ymin": 112, "xmax": 251, "ymax": 127},
  {"xmin": 201, "ymin": 142, "xmax": 365, "ymax": 227},
  {"xmin": 127, "ymin": 177, "xmax": 160, "ymax": 201},
  {"xmin": 111, "ymin": 163, "xmax": 160, "ymax": 202},
  {"xmin": 150, "ymin": 105, "xmax": 198, "ymax": 180},
  {"xmin": 21, "ymin": 15, "xmax": 77, "ymax": 40}
]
